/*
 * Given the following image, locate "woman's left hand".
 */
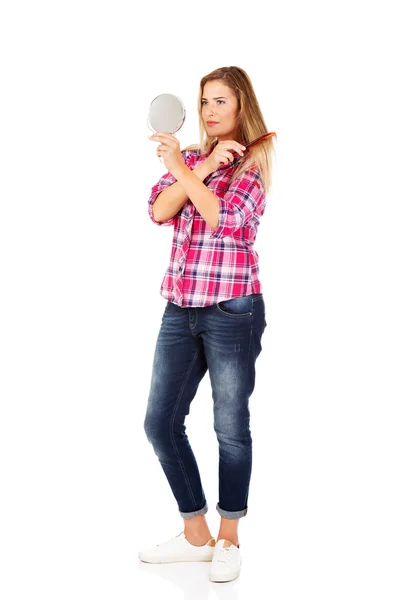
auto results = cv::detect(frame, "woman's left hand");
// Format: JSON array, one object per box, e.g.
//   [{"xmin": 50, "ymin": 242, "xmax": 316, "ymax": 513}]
[{"xmin": 148, "ymin": 132, "xmax": 186, "ymax": 177}]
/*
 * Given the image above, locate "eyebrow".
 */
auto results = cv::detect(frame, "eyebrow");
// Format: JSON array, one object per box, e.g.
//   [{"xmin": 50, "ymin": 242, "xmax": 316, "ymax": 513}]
[{"xmin": 201, "ymin": 96, "xmax": 228, "ymax": 100}]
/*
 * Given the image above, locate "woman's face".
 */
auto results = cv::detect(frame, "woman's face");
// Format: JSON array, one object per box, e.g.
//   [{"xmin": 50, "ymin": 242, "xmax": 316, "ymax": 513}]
[{"xmin": 201, "ymin": 80, "xmax": 240, "ymax": 141}]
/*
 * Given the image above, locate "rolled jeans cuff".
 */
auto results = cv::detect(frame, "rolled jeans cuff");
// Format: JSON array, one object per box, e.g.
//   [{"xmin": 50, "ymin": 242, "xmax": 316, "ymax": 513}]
[
  {"xmin": 216, "ymin": 502, "xmax": 248, "ymax": 519},
  {"xmin": 179, "ymin": 501, "xmax": 208, "ymax": 520}
]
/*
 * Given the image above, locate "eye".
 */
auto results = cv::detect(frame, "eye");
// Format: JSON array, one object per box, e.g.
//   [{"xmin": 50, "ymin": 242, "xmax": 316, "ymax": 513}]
[{"xmin": 201, "ymin": 100, "xmax": 225, "ymax": 105}]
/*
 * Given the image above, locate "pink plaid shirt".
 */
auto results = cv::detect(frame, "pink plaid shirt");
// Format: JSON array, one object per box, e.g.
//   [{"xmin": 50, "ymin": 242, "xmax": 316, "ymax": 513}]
[{"xmin": 148, "ymin": 148, "xmax": 267, "ymax": 308}]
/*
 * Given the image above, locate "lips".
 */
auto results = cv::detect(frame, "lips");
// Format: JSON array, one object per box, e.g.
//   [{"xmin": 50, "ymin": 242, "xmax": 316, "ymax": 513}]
[{"xmin": 207, "ymin": 121, "xmax": 219, "ymax": 126}]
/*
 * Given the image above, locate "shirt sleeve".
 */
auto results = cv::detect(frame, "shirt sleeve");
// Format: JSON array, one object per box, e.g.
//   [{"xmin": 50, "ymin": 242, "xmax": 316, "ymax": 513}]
[
  {"xmin": 209, "ymin": 168, "xmax": 265, "ymax": 239},
  {"xmin": 148, "ymin": 149, "xmax": 194, "ymax": 226}
]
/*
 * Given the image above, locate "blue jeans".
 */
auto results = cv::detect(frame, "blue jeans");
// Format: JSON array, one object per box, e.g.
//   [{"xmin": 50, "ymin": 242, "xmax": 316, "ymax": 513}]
[{"xmin": 143, "ymin": 293, "xmax": 267, "ymax": 520}]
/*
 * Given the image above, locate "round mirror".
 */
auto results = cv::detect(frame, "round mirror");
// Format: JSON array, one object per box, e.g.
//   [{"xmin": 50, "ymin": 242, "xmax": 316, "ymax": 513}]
[{"xmin": 147, "ymin": 93, "xmax": 186, "ymax": 134}]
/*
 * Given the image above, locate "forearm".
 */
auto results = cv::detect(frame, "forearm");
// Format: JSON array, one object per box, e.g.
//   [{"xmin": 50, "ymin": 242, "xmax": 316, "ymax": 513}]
[
  {"xmin": 153, "ymin": 161, "xmax": 213, "ymax": 223},
  {"xmin": 174, "ymin": 164, "xmax": 220, "ymax": 231}
]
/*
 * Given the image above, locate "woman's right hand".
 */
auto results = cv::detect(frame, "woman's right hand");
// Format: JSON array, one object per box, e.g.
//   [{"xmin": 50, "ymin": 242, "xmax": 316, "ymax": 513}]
[{"xmin": 204, "ymin": 139, "xmax": 247, "ymax": 173}]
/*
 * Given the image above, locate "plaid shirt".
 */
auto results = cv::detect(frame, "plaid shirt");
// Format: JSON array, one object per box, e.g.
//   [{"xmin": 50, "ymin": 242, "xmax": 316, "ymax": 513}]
[{"xmin": 148, "ymin": 148, "xmax": 267, "ymax": 308}]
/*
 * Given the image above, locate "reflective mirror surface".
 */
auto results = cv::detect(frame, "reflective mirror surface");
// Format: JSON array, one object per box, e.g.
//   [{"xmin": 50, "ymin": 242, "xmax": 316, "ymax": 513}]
[{"xmin": 147, "ymin": 93, "xmax": 186, "ymax": 134}]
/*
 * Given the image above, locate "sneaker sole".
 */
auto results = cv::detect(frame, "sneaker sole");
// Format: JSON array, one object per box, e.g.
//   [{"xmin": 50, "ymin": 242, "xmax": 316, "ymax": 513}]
[
  {"xmin": 138, "ymin": 553, "xmax": 214, "ymax": 564},
  {"xmin": 209, "ymin": 569, "xmax": 240, "ymax": 582}
]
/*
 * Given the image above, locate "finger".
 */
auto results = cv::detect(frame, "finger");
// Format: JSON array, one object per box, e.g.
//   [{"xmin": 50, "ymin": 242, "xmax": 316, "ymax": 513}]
[
  {"xmin": 156, "ymin": 144, "xmax": 173, "ymax": 154},
  {"xmin": 218, "ymin": 152, "xmax": 234, "ymax": 164},
  {"xmin": 149, "ymin": 132, "xmax": 176, "ymax": 142},
  {"xmin": 150, "ymin": 137, "xmax": 177, "ymax": 150},
  {"xmin": 226, "ymin": 146, "xmax": 245, "ymax": 158},
  {"xmin": 220, "ymin": 140, "xmax": 246, "ymax": 154},
  {"xmin": 157, "ymin": 132, "xmax": 176, "ymax": 140},
  {"xmin": 236, "ymin": 141, "xmax": 247, "ymax": 151},
  {"xmin": 232, "ymin": 143, "xmax": 246, "ymax": 155},
  {"xmin": 149, "ymin": 134, "xmax": 171, "ymax": 143},
  {"xmin": 222, "ymin": 151, "xmax": 235, "ymax": 162},
  {"xmin": 156, "ymin": 145, "xmax": 169, "ymax": 156},
  {"xmin": 157, "ymin": 146, "xmax": 171, "ymax": 156},
  {"xmin": 157, "ymin": 141, "xmax": 177, "ymax": 152}
]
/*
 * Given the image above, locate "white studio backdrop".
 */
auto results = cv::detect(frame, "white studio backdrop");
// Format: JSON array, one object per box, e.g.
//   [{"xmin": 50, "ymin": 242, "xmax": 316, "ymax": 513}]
[{"xmin": 0, "ymin": 1, "xmax": 399, "ymax": 599}]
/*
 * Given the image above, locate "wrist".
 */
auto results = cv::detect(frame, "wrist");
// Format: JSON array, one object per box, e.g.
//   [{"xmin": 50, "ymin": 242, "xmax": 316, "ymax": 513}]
[
  {"xmin": 193, "ymin": 159, "xmax": 213, "ymax": 181},
  {"xmin": 172, "ymin": 162, "xmax": 191, "ymax": 181}
]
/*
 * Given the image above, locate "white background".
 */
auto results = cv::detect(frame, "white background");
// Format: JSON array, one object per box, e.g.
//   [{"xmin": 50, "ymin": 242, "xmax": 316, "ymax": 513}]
[{"xmin": 1, "ymin": 1, "xmax": 399, "ymax": 599}]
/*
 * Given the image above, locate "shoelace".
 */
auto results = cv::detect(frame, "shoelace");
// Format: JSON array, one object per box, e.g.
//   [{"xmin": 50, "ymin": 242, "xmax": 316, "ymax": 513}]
[
  {"xmin": 214, "ymin": 545, "xmax": 233, "ymax": 564},
  {"xmin": 157, "ymin": 531, "xmax": 185, "ymax": 547}
]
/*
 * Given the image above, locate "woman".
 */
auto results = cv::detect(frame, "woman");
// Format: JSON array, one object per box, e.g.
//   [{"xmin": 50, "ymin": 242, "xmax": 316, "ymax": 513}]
[{"xmin": 139, "ymin": 66, "xmax": 275, "ymax": 583}]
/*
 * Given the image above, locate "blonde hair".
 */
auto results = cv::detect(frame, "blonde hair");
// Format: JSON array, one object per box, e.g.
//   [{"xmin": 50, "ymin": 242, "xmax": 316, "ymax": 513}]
[{"xmin": 182, "ymin": 66, "xmax": 276, "ymax": 193}]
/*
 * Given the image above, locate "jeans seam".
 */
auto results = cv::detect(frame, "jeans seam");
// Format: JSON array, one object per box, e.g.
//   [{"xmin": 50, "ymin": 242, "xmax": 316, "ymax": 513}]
[
  {"xmin": 216, "ymin": 295, "xmax": 253, "ymax": 318},
  {"xmin": 243, "ymin": 300, "xmax": 254, "ymax": 512},
  {"xmin": 247, "ymin": 299, "xmax": 254, "ymax": 384},
  {"xmin": 169, "ymin": 346, "xmax": 203, "ymax": 512}
]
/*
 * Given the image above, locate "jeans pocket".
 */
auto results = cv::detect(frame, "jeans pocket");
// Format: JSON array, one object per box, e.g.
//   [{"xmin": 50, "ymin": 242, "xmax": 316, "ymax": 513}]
[
  {"xmin": 216, "ymin": 295, "xmax": 253, "ymax": 318},
  {"xmin": 252, "ymin": 293, "xmax": 263, "ymax": 302}
]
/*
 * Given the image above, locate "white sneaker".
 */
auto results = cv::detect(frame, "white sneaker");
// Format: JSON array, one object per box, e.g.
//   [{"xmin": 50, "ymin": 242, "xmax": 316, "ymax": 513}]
[
  {"xmin": 209, "ymin": 539, "xmax": 241, "ymax": 582},
  {"xmin": 138, "ymin": 531, "xmax": 216, "ymax": 564}
]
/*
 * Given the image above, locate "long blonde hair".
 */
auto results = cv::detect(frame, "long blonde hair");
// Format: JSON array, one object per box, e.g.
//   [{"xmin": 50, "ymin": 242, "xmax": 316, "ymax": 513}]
[{"xmin": 182, "ymin": 66, "xmax": 276, "ymax": 193}]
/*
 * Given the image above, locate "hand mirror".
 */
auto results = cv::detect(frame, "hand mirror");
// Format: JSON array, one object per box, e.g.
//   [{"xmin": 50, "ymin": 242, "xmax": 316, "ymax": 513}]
[{"xmin": 148, "ymin": 93, "xmax": 186, "ymax": 162}]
